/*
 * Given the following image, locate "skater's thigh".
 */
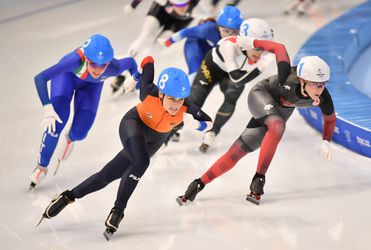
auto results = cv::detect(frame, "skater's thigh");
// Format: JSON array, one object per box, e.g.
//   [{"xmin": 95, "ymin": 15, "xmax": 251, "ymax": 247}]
[
  {"xmin": 248, "ymin": 87, "xmax": 281, "ymax": 119},
  {"xmin": 74, "ymin": 83, "xmax": 104, "ymax": 113},
  {"xmin": 50, "ymin": 74, "xmax": 74, "ymax": 101}
]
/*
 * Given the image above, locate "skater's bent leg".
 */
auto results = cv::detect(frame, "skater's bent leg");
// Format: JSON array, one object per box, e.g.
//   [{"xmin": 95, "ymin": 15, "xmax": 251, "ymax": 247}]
[
  {"xmin": 256, "ymin": 115, "xmax": 285, "ymax": 175},
  {"xmin": 71, "ymin": 152, "xmax": 131, "ymax": 198},
  {"xmin": 114, "ymin": 135, "xmax": 150, "ymax": 210},
  {"xmin": 38, "ymin": 96, "xmax": 71, "ymax": 167},
  {"xmin": 128, "ymin": 15, "xmax": 161, "ymax": 57},
  {"xmin": 69, "ymin": 110, "xmax": 97, "ymax": 141},
  {"xmin": 69, "ymin": 84, "xmax": 103, "ymax": 141},
  {"xmin": 212, "ymin": 87, "xmax": 244, "ymax": 135},
  {"xmin": 200, "ymin": 140, "xmax": 248, "ymax": 185},
  {"xmin": 200, "ymin": 117, "xmax": 268, "ymax": 184}
]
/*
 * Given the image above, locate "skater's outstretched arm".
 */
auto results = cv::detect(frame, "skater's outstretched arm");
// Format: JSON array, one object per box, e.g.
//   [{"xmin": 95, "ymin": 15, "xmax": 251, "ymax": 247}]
[
  {"xmin": 138, "ymin": 56, "xmax": 157, "ymax": 101},
  {"xmin": 34, "ymin": 53, "xmax": 82, "ymax": 105}
]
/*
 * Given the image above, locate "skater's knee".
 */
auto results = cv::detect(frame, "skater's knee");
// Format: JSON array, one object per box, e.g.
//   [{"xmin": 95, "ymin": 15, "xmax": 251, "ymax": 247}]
[
  {"xmin": 69, "ymin": 111, "xmax": 97, "ymax": 141},
  {"xmin": 265, "ymin": 116, "xmax": 285, "ymax": 138}
]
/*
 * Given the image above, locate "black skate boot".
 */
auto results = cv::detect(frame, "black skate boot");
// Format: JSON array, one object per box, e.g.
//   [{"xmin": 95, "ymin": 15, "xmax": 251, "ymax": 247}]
[
  {"xmin": 111, "ymin": 75, "xmax": 126, "ymax": 93},
  {"xmin": 176, "ymin": 179, "xmax": 205, "ymax": 206},
  {"xmin": 103, "ymin": 207, "xmax": 124, "ymax": 241},
  {"xmin": 36, "ymin": 190, "xmax": 75, "ymax": 226},
  {"xmin": 246, "ymin": 173, "xmax": 265, "ymax": 205}
]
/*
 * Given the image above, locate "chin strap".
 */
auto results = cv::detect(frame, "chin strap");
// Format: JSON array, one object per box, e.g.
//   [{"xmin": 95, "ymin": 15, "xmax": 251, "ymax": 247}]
[{"xmin": 301, "ymin": 82, "xmax": 320, "ymax": 106}]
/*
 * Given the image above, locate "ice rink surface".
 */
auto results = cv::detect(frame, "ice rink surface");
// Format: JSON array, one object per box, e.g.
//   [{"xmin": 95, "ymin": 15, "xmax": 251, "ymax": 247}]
[{"xmin": 1, "ymin": 0, "xmax": 371, "ymax": 249}]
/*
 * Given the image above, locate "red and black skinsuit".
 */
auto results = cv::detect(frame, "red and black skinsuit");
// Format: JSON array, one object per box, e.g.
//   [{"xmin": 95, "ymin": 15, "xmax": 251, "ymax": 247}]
[{"xmin": 199, "ymin": 66, "xmax": 336, "ymax": 192}]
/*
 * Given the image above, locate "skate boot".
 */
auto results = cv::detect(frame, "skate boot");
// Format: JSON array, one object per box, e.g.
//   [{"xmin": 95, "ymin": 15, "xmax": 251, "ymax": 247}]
[
  {"xmin": 36, "ymin": 190, "xmax": 75, "ymax": 226},
  {"xmin": 199, "ymin": 131, "xmax": 216, "ymax": 153},
  {"xmin": 29, "ymin": 165, "xmax": 48, "ymax": 190},
  {"xmin": 110, "ymin": 75, "xmax": 126, "ymax": 93},
  {"xmin": 54, "ymin": 133, "xmax": 75, "ymax": 176},
  {"xmin": 103, "ymin": 207, "xmax": 124, "ymax": 241},
  {"xmin": 246, "ymin": 172, "xmax": 265, "ymax": 205},
  {"xmin": 176, "ymin": 178, "xmax": 205, "ymax": 206}
]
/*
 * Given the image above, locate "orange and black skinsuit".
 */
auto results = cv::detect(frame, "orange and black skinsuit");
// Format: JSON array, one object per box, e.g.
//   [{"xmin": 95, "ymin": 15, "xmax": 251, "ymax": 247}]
[{"xmin": 67, "ymin": 58, "xmax": 212, "ymax": 214}]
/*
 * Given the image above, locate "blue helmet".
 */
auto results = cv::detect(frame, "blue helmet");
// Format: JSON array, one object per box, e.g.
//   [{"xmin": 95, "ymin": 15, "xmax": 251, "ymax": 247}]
[
  {"xmin": 83, "ymin": 34, "xmax": 114, "ymax": 65},
  {"xmin": 216, "ymin": 6, "xmax": 243, "ymax": 30},
  {"xmin": 157, "ymin": 67, "xmax": 190, "ymax": 98}
]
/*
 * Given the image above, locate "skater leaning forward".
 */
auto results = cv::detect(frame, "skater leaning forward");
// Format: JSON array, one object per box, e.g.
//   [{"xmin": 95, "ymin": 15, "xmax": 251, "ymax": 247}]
[
  {"xmin": 29, "ymin": 34, "xmax": 140, "ymax": 190},
  {"xmin": 178, "ymin": 55, "xmax": 336, "ymax": 206},
  {"xmin": 37, "ymin": 56, "xmax": 212, "ymax": 240}
]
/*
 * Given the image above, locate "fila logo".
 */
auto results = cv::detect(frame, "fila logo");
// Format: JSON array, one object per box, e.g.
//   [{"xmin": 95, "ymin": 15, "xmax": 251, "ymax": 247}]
[
  {"xmin": 283, "ymin": 85, "xmax": 291, "ymax": 90},
  {"xmin": 264, "ymin": 104, "xmax": 273, "ymax": 111},
  {"xmin": 146, "ymin": 112, "xmax": 153, "ymax": 118},
  {"xmin": 129, "ymin": 174, "xmax": 140, "ymax": 181}
]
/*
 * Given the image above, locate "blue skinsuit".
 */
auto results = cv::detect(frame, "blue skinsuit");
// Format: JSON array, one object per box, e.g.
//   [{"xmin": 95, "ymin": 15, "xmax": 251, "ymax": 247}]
[{"xmin": 34, "ymin": 48, "xmax": 139, "ymax": 167}]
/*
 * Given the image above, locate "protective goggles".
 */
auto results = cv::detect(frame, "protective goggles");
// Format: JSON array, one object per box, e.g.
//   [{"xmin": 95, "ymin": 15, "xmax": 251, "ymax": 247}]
[
  {"xmin": 219, "ymin": 27, "xmax": 239, "ymax": 36},
  {"xmin": 305, "ymin": 80, "xmax": 327, "ymax": 88},
  {"xmin": 170, "ymin": 0, "xmax": 190, "ymax": 7},
  {"xmin": 87, "ymin": 60, "xmax": 110, "ymax": 69}
]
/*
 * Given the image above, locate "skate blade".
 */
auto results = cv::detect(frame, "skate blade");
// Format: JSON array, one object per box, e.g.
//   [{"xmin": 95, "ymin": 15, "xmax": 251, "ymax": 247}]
[
  {"xmin": 246, "ymin": 194, "xmax": 260, "ymax": 205},
  {"xmin": 53, "ymin": 160, "xmax": 61, "ymax": 176},
  {"xmin": 35, "ymin": 215, "xmax": 45, "ymax": 227},
  {"xmin": 29, "ymin": 182, "xmax": 36, "ymax": 191},
  {"xmin": 176, "ymin": 196, "xmax": 187, "ymax": 206},
  {"xmin": 103, "ymin": 229, "xmax": 114, "ymax": 241}
]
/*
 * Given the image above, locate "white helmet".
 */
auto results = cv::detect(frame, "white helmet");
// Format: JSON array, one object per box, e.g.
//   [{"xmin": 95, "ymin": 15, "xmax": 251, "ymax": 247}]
[
  {"xmin": 297, "ymin": 56, "xmax": 330, "ymax": 82},
  {"xmin": 169, "ymin": 0, "xmax": 190, "ymax": 6},
  {"xmin": 239, "ymin": 18, "xmax": 274, "ymax": 40}
]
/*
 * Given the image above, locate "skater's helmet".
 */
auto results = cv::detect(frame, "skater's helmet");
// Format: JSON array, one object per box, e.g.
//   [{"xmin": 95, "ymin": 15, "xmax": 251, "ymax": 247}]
[
  {"xmin": 169, "ymin": 0, "xmax": 190, "ymax": 7},
  {"xmin": 297, "ymin": 56, "xmax": 330, "ymax": 82},
  {"xmin": 217, "ymin": 6, "xmax": 243, "ymax": 30},
  {"xmin": 239, "ymin": 18, "xmax": 274, "ymax": 40},
  {"xmin": 157, "ymin": 67, "xmax": 190, "ymax": 98},
  {"xmin": 83, "ymin": 34, "xmax": 114, "ymax": 65}
]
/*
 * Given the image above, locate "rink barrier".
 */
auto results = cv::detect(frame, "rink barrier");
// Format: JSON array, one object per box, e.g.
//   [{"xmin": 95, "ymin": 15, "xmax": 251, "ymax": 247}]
[{"xmin": 295, "ymin": 1, "xmax": 371, "ymax": 158}]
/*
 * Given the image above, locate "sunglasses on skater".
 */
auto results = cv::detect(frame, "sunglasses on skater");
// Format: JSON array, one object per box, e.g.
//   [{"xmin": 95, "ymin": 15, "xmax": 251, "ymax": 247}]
[
  {"xmin": 219, "ymin": 27, "xmax": 239, "ymax": 36},
  {"xmin": 305, "ymin": 80, "xmax": 327, "ymax": 88},
  {"xmin": 87, "ymin": 60, "xmax": 110, "ymax": 69}
]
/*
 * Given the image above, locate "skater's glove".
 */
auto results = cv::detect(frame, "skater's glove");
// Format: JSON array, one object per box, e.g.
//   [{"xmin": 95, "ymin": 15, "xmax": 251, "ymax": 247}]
[
  {"xmin": 236, "ymin": 35, "xmax": 255, "ymax": 51},
  {"xmin": 163, "ymin": 37, "xmax": 174, "ymax": 47},
  {"xmin": 319, "ymin": 140, "xmax": 332, "ymax": 160},
  {"xmin": 123, "ymin": 76, "xmax": 138, "ymax": 93},
  {"xmin": 41, "ymin": 104, "xmax": 62, "ymax": 133},
  {"xmin": 139, "ymin": 56, "xmax": 154, "ymax": 73},
  {"xmin": 123, "ymin": 4, "xmax": 135, "ymax": 14},
  {"xmin": 183, "ymin": 113, "xmax": 213, "ymax": 132}
]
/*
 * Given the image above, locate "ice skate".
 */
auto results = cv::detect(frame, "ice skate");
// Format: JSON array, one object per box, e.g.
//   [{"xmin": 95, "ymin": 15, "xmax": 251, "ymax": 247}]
[
  {"xmin": 199, "ymin": 131, "xmax": 216, "ymax": 153},
  {"xmin": 29, "ymin": 165, "xmax": 48, "ymax": 190},
  {"xmin": 246, "ymin": 173, "xmax": 265, "ymax": 205},
  {"xmin": 176, "ymin": 179, "xmax": 205, "ymax": 206},
  {"xmin": 110, "ymin": 75, "xmax": 126, "ymax": 93},
  {"xmin": 36, "ymin": 190, "xmax": 75, "ymax": 226},
  {"xmin": 54, "ymin": 133, "xmax": 74, "ymax": 176},
  {"xmin": 103, "ymin": 207, "xmax": 124, "ymax": 241}
]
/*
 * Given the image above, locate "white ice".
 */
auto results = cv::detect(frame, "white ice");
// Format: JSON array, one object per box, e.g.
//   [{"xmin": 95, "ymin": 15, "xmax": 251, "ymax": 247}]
[{"xmin": 1, "ymin": 0, "xmax": 370, "ymax": 249}]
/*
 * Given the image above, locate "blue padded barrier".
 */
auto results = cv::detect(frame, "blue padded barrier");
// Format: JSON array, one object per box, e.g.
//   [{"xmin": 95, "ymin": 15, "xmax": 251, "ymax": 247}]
[{"xmin": 295, "ymin": 1, "xmax": 371, "ymax": 157}]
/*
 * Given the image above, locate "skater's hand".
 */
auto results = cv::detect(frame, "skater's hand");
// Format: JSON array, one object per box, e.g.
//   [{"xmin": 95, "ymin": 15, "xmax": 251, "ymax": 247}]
[
  {"xmin": 140, "ymin": 56, "xmax": 154, "ymax": 72},
  {"xmin": 183, "ymin": 113, "xmax": 213, "ymax": 131},
  {"xmin": 123, "ymin": 4, "xmax": 135, "ymax": 14},
  {"xmin": 319, "ymin": 140, "xmax": 332, "ymax": 160},
  {"xmin": 41, "ymin": 104, "xmax": 62, "ymax": 133},
  {"xmin": 123, "ymin": 76, "xmax": 138, "ymax": 93}
]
